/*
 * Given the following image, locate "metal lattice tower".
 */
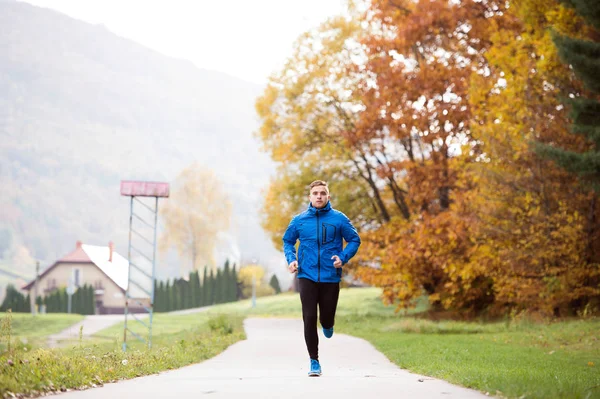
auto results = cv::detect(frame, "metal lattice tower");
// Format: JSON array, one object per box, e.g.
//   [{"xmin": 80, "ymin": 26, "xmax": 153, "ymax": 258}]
[{"xmin": 120, "ymin": 181, "xmax": 169, "ymax": 351}]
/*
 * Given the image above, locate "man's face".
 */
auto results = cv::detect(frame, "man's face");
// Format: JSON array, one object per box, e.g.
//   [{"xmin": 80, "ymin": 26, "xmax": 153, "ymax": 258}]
[{"xmin": 309, "ymin": 185, "xmax": 330, "ymax": 209}]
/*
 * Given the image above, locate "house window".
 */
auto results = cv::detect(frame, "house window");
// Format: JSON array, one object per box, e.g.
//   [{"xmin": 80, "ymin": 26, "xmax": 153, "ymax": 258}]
[{"xmin": 73, "ymin": 268, "xmax": 81, "ymax": 287}]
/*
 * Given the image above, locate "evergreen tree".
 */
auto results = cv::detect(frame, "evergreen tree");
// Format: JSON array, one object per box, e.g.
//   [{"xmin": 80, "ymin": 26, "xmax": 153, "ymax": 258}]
[
  {"xmin": 269, "ymin": 274, "xmax": 282, "ymax": 294},
  {"xmin": 173, "ymin": 279, "xmax": 181, "ymax": 310},
  {"xmin": 182, "ymin": 278, "xmax": 190, "ymax": 309},
  {"xmin": 46, "ymin": 292, "xmax": 54, "ymax": 313},
  {"xmin": 223, "ymin": 261, "xmax": 230, "ymax": 303},
  {"xmin": 215, "ymin": 269, "xmax": 223, "ymax": 304},
  {"xmin": 35, "ymin": 296, "xmax": 43, "ymax": 313},
  {"xmin": 179, "ymin": 279, "xmax": 186, "ymax": 310},
  {"xmin": 536, "ymin": 0, "xmax": 600, "ymax": 190},
  {"xmin": 165, "ymin": 280, "xmax": 172, "ymax": 312},
  {"xmin": 207, "ymin": 269, "xmax": 215, "ymax": 305},
  {"xmin": 191, "ymin": 271, "xmax": 201, "ymax": 307},
  {"xmin": 160, "ymin": 280, "xmax": 166, "ymax": 312},
  {"xmin": 0, "ymin": 285, "xmax": 28, "ymax": 312},
  {"xmin": 89, "ymin": 285, "xmax": 96, "ymax": 314},
  {"xmin": 60, "ymin": 288, "xmax": 68, "ymax": 313},
  {"xmin": 231, "ymin": 264, "xmax": 239, "ymax": 301},
  {"xmin": 72, "ymin": 287, "xmax": 80, "ymax": 314},
  {"xmin": 201, "ymin": 267, "xmax": 209, "ymax": 306},
  {"xmin": 154, "ymin": 281, "xmax": 160, "ymax": 312}
]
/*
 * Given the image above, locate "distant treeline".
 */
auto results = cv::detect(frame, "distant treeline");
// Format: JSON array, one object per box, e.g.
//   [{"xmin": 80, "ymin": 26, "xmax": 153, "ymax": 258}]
[
  {"xmin": 0, "ymin": 284, "xmax": 95, "ymax": 314},
  {"xmin": 0, "ymin": 261, "xmax": 239, "ymax": 314},
  {"xmin": 154, "ymin": 261, "xmax": 238, "ymax": 312}
]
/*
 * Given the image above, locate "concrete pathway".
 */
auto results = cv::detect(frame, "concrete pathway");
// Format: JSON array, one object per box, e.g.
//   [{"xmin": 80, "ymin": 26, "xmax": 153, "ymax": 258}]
[
  {"xmin": 57, "ymin": 318, "xmax": 487, "ymax": 398},
  {"xmin": 46, "ymin": 315, "xmax": 130, "ymax": 347},
  {"xmin": 47, "ymin": 306, "xmax": 212, "ymax": 347}
]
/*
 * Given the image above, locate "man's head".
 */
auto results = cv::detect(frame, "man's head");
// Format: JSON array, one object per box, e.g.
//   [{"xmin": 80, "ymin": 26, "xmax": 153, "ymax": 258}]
[{"xmin": 308, "ymin": 180, "xmax": 330, "ymax": 209}]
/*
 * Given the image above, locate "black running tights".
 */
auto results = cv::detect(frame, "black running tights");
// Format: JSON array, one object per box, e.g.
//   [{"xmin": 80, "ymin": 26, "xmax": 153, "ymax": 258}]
[{"xmin": 298, "ymin": 278, "xmax": 340, "ymax": 361}]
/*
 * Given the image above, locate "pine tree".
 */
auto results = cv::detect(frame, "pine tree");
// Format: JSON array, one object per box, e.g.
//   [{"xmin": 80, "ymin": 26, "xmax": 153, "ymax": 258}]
[
  {"xmin": 72, "ymin": 287, "xmax": 80, "ymax": 314},
  {"xmin": 88, "ymin": 285, "xmax": 96, "ymax": 315},
  {"xmin": 165, "ymin": 280, "xmax": 172, "ymax": 311},
  {"xmin": 26, "ymin": 293, "xmax": 31, "ymax": 312},
  {"xmin": 35, "ymin": 296, "xmax": 43, "ymax": 313},
  {"xmin": 215, "ymin": 269, "xmax": 223, "ymax": 304},
  {"xmin": 0, "ymin": 285, "xmax": 28, "ymax": 312},
  {"xmin": 269, "ymin": 274, "xmax": 282, "ymax": 294},
  {"xmin": 223, "ymin": 260, "xmax": 231, "ymax": 303},
  {"xmin": 192, "ymin": 271, "xmax": 201, "ymax": 307},
  {"xmin": 201, "ymin": 267, "xmax": 209, "ymax": 306},
  {"xmin": 207, "ymin": 269, "xmax": 215, "ymax": 305},
  {"xmin": 231, "ymin": 264, "xmax": 239, "ymax": 301},
  {"xmin": 174, "ymin": 279, "xmax": 182, "ymax": 310},
  {"xmin": 154, "ymin": 281, "xmax": 160, "ymax": 312},
  {"xmin": 536, "ymin": 0, "xmax": 600, "ymax": 189}
]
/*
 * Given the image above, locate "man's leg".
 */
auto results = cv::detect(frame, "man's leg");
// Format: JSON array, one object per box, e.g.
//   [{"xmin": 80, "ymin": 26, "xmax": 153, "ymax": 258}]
[
  {"xmin": 318, "ymin": 282, "xmax": 340, "ymax": 331},
  {"xmin": 298, "ymin": 278, "xmax": 319, "ymax": 360}
]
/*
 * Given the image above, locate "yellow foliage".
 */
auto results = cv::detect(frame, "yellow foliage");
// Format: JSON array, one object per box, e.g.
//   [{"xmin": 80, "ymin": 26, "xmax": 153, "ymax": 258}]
[
  {"xmin": 159, "ymin": 163, "xmax": 232, "ymax": 273},
  {"xmin": 237, "ymin": 265, "xmax": 275, "ymax": 299}
]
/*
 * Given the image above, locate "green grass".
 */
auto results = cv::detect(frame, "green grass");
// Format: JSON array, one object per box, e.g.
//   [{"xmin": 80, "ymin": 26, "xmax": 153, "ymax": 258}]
[
  {"xmin": 0, "ymin": 313, "xmax": 244, "ymax": 397},
  {"xmin": 336, "ymin": 315, "xmax": 599, "ymax": 399},
  {"xmin": 0, "ymin": 312, "xmax": 84, "ymax": 349},
  {"xmin": 201, "ymin": 286, "xmax": 420, "ymax": 318},
  {"xmin": 91, "ymin": 287, "xmax": 402, "ymax": 343},
  {"xmin": 2, "ymin": 288, "xmax": 598, "ymax": 398},
  {"xmin": 0, "ymin": 312, "xmax": 84, "ymax": 338}
]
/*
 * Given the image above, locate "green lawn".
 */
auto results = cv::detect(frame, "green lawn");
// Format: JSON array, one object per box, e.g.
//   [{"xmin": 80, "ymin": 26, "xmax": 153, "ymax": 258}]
[
  {"xmin": 336, "ymin": 315, "xmax": 599, "ymax": 399},
  {"xmin": 0, "ymin": 312, "xmax": 84, "ymax": 349},
  {"xmin": 92, "ymin": 287, "xmax": 403, "ymax": 342},
  {"xmin": 2, "ymin": 288, "xmax": 598, "ymax": 399},
  {"xmin": 0, "ymin": 313, "xmax": 244, "ymax": 397}
]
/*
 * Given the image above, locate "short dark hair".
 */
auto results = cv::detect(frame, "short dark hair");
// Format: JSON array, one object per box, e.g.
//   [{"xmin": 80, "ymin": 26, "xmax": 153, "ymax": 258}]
[{"xmin": 309, "ymin": 180, "xmax": 328, "ymax": 192}]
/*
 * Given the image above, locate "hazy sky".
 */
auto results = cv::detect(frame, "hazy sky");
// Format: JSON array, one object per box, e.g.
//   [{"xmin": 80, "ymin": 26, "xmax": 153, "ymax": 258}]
[{"xmin": 23, "ymin": 0, "xmax": 347, "ymax": 85}]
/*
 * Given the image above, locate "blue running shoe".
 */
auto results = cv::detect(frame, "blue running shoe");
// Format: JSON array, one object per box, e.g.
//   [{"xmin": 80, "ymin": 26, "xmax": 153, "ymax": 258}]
[
  {"xmin": 323, "ymin": 326, "xmax": 334, "ymax": 338},
  {"xmin": 308, "ymin": 359, "xmax": 322, "ymax": 377}
]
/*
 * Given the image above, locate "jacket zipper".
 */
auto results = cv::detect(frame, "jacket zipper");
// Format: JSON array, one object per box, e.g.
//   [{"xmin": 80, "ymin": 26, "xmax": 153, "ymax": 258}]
[{"xmin": 317, "ymin": 210, "xmax": 321, "ymax": 282}]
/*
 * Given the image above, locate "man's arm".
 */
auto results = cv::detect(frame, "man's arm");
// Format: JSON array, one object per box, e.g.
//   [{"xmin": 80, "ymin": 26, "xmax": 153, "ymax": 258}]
[
  {"xmin": 282, "ymin": 217, "xmax": 299, "ymax": 265},
  {"xmin": 340, "ymin": 215, "xmax": 361, "ymax": 265}
]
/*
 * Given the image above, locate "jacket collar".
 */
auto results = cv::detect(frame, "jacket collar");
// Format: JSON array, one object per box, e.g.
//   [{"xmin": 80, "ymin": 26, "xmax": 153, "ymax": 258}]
[{"xmin": 308, "ymin": 201, "xmax": 332, "ymax": 214}]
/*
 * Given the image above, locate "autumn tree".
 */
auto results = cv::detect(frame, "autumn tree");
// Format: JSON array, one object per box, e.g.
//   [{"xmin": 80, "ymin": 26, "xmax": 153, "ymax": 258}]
[
  {"xmin": 255, "ymin": 8, "xmax": 390, "ymax": 248},
  {"xmin": 237, "ymin": 264, "xmax": 275, "ymax": 299},
  {"xmin": 340, "ymin": 0, "xmax": 510, "ymax": 315},
  {"xmin": 467, "ymin": 0, "xmax": 600, "ymax": 316},
  {"xmin": 159, "ymin": 163, "xmax": 232, "ymax": 272}
]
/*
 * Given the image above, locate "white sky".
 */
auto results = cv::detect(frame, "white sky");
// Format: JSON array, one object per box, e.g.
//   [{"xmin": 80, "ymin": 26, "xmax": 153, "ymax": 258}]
[{"xmin": 23, "ymin": 0, "xmax": 348, "ymax": 85}]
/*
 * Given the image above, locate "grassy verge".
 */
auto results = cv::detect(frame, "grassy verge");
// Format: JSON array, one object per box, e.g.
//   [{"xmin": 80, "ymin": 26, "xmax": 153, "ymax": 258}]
[
  {"xmin": 336, "ymin": 315, "xmax": 599, "ymax": 399},
  {"xmin": 0, "ymin": 312, "xmax": 84, "ymax": 349},
  {"xmin": 2, "ymin": 288, "xmax": 598, "ymax": 398},
  {"xmin": 0, "ymin": 312, "xmax": 244, "ymax": 398}
]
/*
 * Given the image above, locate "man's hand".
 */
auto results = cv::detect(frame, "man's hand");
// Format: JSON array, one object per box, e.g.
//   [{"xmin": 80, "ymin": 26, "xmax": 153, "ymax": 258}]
[
  {"xmin": 331, "ymin": 255, "xmax": 342, "ymax": 268},
  {"xmin": 288, "ymin": 260, "xmax": 298, "ymax": 273}
]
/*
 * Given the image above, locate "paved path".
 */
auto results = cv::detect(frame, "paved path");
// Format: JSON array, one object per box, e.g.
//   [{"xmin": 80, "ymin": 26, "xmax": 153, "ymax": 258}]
[
  {"xmin": 46, "ymin": 315, "xmax": 130, "ymax": 347},
  {"xmin": 47, "ymin": 306, "xmax": 212, "ymax": 347},
  {"xmin": 58, "ymin": 318, "xmax": 487, "ymax": 398}
]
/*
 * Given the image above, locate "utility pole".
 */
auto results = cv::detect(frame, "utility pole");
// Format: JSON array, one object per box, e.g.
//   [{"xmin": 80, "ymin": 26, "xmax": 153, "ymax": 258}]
[
  {"xmin": 251, "ymin": 273, "xmax": 256, "ymax": 308},
  {"xmin": 32, "ymin": 261, "xmax": 40, "ymax": 315}
]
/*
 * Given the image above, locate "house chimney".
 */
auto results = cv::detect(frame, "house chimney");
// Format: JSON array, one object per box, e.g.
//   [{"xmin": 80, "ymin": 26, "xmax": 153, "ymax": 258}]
[
  {"xmin": 108, "ymin": 241, "xmax": 114, "ymax": 262},
  {"xmin": 76, "ymin": 240, "xmax": 82, "ymax": 249}
]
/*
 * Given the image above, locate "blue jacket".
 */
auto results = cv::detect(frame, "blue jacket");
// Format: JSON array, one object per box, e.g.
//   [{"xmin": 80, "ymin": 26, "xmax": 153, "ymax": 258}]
[{"xmin": 283, "ymin": 202, "xmax": 361, "ymax": 283}]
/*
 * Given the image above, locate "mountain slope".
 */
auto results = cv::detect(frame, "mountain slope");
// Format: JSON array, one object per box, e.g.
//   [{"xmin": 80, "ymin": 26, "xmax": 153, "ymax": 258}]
[{"xmin": 0, "ymin": 0, "xmax": 283, "ymax": 281}]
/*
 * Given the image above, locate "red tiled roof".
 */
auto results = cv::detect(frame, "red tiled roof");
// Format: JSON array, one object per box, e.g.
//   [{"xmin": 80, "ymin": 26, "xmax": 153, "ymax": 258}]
[
  {"xmin": 21, "ymin": 241, "xmax": 95, "ymax": 290},
  {"xmin": 59, "ymin": 246, "xmax": 93, "ymax": 263}
]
